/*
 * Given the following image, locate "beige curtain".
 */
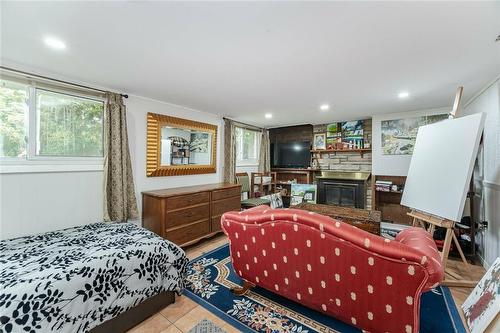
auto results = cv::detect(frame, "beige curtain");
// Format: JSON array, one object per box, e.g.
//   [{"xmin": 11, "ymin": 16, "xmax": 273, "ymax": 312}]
[
  {"xmin": 103, "ymin": 92, "xmax": 139, "ymax": 222},
  {"xmin": 223, "ymin": 119, "xmax": 237, "ymax": 183},
  {"xmin": 258, "ymin": 129, "xmax": 271, "ymax": 172}
]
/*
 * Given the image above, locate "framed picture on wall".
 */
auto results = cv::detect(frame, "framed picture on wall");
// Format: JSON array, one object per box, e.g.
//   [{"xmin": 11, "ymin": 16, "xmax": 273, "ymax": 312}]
[
  {"xmin": 313, "ymin": 133, "xmax": 326, "ymax": 150},
  {"xmin": 381, "ymin": 114, "xmax": 447, "ymax": 155}
]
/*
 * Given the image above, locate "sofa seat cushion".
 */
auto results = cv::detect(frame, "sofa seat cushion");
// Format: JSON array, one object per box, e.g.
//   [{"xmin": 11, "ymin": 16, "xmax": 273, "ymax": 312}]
[{"xmin": 395, "ymin": 227, "xmax": 444, "ymax": 290}]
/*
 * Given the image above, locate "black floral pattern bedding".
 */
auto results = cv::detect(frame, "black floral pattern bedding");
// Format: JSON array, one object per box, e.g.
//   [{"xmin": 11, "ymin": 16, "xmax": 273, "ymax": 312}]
[{"xmin": 0, "ymin": 223, "xmax": 188, "ymax": 333}]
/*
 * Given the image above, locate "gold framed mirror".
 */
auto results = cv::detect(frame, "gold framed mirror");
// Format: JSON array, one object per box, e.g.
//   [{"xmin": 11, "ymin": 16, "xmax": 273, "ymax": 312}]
[{"xmin": 146, "ymin": 112, "xmax": 217, "ymax": 177}]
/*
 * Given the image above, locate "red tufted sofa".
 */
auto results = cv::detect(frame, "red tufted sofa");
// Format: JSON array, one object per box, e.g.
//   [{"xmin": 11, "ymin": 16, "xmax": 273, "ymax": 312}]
[{"xmin": 221, "ymin": 205, "xmax": 444, "ymax": 333}]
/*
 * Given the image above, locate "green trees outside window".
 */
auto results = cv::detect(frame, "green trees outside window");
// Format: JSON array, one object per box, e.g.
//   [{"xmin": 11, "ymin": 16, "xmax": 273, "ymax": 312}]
[
  {"xmin": 0, "ymin": 79, "xmax": 104, "ymax": 159},
  {"xmin": 0, "ymin": 81, "xmax": 27, "ymax": 157}
]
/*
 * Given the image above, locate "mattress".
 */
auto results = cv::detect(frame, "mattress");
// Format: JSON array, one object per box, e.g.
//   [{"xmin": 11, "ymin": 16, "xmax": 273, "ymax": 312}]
[{"xmin": 0, "ymin": 222, "xmax": 188, "ymax": 333}]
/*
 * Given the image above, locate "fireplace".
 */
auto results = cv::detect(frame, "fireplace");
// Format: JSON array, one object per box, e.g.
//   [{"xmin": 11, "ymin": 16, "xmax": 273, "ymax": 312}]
[{"xmin": 317, "ymin": 172, "xmax": 371, "ymax": 209}]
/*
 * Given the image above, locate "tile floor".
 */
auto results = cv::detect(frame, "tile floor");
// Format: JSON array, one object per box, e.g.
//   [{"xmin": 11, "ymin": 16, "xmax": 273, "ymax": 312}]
[{"xmin": 128, "ymin": 234, "xmax": 485, "ymax": 333}]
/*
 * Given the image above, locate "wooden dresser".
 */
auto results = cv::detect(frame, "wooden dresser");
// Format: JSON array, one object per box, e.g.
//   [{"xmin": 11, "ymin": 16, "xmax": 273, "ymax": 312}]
[{"xmin": 142, "ymin": 183, "xmax": 241, "ymax": 247}]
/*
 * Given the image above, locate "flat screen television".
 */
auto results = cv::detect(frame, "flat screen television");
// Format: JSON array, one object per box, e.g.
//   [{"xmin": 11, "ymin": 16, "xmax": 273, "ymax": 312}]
[{"xmin": 271, "ymin": 141, "xmax": 311, "ymax": 168}]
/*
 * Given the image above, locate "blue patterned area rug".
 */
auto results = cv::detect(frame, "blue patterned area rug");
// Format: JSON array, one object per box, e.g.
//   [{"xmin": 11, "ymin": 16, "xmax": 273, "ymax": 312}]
[{"xmin": 183, "ymin": 245, "xmax": 466, "ymax": 333}]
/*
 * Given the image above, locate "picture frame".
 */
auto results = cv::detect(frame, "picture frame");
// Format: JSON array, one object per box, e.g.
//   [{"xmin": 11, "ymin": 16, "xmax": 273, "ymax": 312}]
[
  {"xmin": 381, "ymin": 114, "xmax": 447, "ymax": 155},
  {"xmin": 313, "ymin": 133, "xmax": 326, "ymax": 150},
  {"xmin": 146, "ymin": 112, "xmax": 217, "ymax": 177}
]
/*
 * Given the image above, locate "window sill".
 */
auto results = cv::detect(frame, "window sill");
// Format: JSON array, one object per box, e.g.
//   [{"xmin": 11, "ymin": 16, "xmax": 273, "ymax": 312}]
[
  {"xmin": 236, "ymin": 163, "xmax": 259, "ymax": 167},
  {"xmin": 0, "ymin": 162, "xmax": 104, "ymax": 174}
]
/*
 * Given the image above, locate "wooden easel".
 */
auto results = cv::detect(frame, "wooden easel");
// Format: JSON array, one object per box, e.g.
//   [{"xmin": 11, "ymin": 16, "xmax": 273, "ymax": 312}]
[
  {"xmin": 408, "ymin": 210, "xmax": 477, "ymax": 287},
  {"xmin": 407, "ymin": 87, "xmax": 477, "ymax": 288}
]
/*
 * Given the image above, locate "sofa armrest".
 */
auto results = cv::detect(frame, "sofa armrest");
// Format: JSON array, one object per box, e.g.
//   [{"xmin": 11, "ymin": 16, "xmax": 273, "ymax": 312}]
[{"xmin": 395, "ymin": 228, "xmax": 444, "ymax": 289}]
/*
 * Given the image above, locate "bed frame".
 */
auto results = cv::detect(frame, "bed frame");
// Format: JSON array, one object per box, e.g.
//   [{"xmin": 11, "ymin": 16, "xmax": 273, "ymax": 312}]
[{"xmin": 89, "ymin": 291, "xmax": 176, "ymax": 333}]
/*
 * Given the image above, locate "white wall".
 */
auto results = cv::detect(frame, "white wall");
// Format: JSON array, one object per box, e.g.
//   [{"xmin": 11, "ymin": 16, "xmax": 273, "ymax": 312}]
[
  {"xmin": 125, "ymin": 95, "xmax": 223, "ymax": 218},
  {"xmin": 372, "ymin": 107, "xmax": 449, "ymax": 176},
  {"xmin": 463, "ymin": 79, "xmax": 500, "ymax": 267},
  {"xmin": 0, "ymin": 92, "xmax": 224, "ymax": 239},
  {"xmin": 0, "ymin": 170, "xmax": 103, "ymax": 239}
]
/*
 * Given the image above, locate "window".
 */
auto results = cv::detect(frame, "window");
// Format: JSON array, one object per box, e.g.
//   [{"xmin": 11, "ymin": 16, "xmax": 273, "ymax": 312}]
[
  {"xmin": 0, "ymin": 80, "xmax": 28, "ymax": 158},
  {"xmin": 235, "ymin": 127, "xmax": 260, "ymax": 166},
  {"xmin": 0, "ymin": 78, "xmax": 104, "ymax": 162}
]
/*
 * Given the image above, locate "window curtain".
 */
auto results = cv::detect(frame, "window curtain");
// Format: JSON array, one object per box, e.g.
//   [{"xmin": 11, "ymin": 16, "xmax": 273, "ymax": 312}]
[
  {"xmin": 223, "ymin": 118, "xmax": 237, "ymax": 183},
  {"xmin": 103, "ymin": 92, "xmax": 139, "ymax": 222},
  {"xmin": 259, "ymin": 129, "xmax": 271, "ymax": 172}
]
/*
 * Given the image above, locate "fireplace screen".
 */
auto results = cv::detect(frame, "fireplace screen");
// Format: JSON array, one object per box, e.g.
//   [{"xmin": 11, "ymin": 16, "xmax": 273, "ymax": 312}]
[{"xmin": 318, "ymin": 179, "xmax": 365, "ymax": 209}]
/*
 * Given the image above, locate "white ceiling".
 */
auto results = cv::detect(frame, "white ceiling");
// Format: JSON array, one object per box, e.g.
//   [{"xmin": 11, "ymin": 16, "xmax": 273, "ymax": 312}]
[{"xmin": 1, "ymin": 1, "xmax": 499, "ymax": 127}]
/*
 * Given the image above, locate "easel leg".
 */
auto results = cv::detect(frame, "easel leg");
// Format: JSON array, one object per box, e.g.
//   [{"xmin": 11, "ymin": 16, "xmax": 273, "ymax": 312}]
[
  {"xmin": 452, "ymin": 231, "xmax": 471, "ymax": 271},
  {"xmin": 441, "ymin": 229, "xmax": 453, "ymax": 268},
  {"xmin": 428, "ymin": 224, "xmax": 435, "ymax": 235}
]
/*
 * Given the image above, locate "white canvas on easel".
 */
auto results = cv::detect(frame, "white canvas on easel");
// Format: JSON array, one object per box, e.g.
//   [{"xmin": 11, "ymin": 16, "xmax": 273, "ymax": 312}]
[{"xmin": 401, "ymin": 112, "xmax": 486, "ymax": 222}]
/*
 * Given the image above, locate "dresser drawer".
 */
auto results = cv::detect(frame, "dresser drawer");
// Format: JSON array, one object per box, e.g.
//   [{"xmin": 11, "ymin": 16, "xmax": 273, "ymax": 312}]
[
  {"xmin": 211, "ymin": 215, "xmax": 223, "ymax": 232},
  {"xmin": 166, "ymin": 191, "xmax": 210, "ymax": 210},
  {"xmin": 212, "ymin": 196, "xmax": 241, "ymax": 217},
  {"xmin": 166, "ymin": 220, "xmax": 210, "ymax": 246},
  {"xmin": 166, "ymin": 203, "xmax": 210, "ymax": 228},
  {"xmin": 211, "ymin": 186, "xmax": 240, "ymax": 201}
]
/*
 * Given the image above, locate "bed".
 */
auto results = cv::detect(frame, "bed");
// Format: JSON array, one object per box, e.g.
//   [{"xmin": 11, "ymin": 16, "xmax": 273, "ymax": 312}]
[{"xmin": 0, "ymin": 222, "xmax": 188, "ymax": 333}]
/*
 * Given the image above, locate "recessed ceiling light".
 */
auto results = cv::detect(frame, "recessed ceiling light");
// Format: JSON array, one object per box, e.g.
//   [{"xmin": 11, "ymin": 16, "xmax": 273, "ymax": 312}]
[
  {"xmin": 265, "ymin": 113, "xmax": 273, "ymax": 119},
  {"xmin": 398, "ymin": 91, "xmax": 410, "ymax": 99},
  {"xmin": 320, "ymin": 104, "xmax": 330, "ymax": 111},
  {"xmin": 44, "ymin": 36, "xmax": 66, "ymax": 50}
]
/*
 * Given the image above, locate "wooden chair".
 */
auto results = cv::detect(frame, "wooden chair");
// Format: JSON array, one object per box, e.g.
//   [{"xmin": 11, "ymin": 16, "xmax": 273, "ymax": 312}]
[
  {"xmin": 235, "ymin": 172, "xmax": 270, "ymax": 209},
  {"xmin": 250, "ymin": 172, "xmax": 277, "ymax": 197}
]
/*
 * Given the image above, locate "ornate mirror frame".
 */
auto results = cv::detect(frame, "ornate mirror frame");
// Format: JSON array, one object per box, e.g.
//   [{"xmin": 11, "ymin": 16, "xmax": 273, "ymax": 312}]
[{"xmin": 146, "ymin": 112, "xmax": 217, "ymax": 177}]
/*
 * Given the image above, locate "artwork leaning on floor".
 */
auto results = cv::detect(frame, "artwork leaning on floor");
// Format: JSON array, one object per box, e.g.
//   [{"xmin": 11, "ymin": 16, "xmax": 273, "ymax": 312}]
[
  {"xmin": 461, "ymin": 257, "xmax": 500, "ymax": 333},
  {"xmin": 290, "ymin": 184, "xmax": 317, "ymax": 206},
  {"xmin": 381, "ymin": 114, "xmax": 447, "ymax": 155}
]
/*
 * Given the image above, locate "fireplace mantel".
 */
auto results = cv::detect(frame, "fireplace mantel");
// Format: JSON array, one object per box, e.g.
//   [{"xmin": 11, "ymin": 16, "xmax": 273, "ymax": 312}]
[{"xmin": 316, "ymin": 171, "xmax": 371, "ymax": 181}]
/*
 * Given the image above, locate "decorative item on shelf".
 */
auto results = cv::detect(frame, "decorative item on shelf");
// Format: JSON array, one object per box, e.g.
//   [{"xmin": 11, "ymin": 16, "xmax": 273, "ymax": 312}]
[
  {"xmin": 326, "ymin": 122, "xmax": 342, "ymax": 149},
  {"xmin": 375, "ymin": 180, "xmax": 392, "ymax": 192},
  {"xmin": 313, "ymin": 133, "xmax": 326, "ymax": 150},
  {"xmin": 341, "ymin": 120, "xmax": 364, "ymax": 148}
]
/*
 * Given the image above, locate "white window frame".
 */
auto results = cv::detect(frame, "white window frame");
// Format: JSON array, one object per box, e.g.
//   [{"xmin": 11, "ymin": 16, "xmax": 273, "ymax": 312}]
[
  {"xmin": 235, "ymin": 127, "xmax": 261, "ymax": 167},
  {"xmin": 0, "ymin": 78, "xmax": 106, "ymax": 174}
]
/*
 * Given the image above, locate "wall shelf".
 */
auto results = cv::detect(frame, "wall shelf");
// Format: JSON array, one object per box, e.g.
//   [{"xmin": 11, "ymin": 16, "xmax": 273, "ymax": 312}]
[
  {"xmin": 311, "ymin": 148, "xmax": 372, "ymax": 158},
  {"xmin": 372, "ymin": 175, "xmax": 411, "ymax": 225}
]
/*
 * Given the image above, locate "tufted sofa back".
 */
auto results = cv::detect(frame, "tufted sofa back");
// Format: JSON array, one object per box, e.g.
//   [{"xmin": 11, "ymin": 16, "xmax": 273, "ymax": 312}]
[{"xmin": 221, "ymin": 205, "xmax": 444, "ymax": 333}]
